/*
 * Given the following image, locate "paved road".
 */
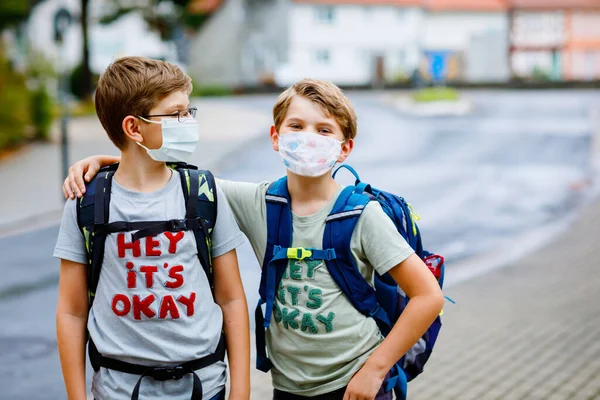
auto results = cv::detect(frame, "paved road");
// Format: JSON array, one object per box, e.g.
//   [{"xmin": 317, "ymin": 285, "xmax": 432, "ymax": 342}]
[{"xmin": 0, "ymin": 90, "xmax": 598, "ymax": 399}]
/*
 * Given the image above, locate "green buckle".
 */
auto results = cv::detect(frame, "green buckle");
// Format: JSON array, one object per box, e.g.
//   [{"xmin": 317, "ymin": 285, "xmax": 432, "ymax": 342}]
[{"xmin": 287, "ymin": 247, "xmax": 312, "ymax": 260}]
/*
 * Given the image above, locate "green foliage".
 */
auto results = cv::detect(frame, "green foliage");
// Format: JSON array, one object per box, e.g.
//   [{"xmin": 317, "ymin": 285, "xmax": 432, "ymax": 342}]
[
  {"xmin": 69, "ymin": 62, "xmax": 99, "ymax": 100},
  {"xmin": 99, "ymin": 1, "xmax": 210, "ymax": 39},
  {"xmin": 0, "ymin": 0, "xmax": 29, "ymax": 31},
  {"xmin": 184, "ymin": 13, "xmax": 210, "ymax": 30},
  {"xmin": 0, "ymin": 46, "xmax": 31, "ymax": 150},
  {"xmin": 30, "ymin": 85, "xmax": 54, "ymax": 141},
  {"xmin": 0, "ymin": 0, "xmax": 45, "ymax": 30},
  {"xmin": 26, "ymin": 50, "xmax": 57, "ymax": 82},
  {"xmin": 412, "ymin": 87, "xmax": 460, "ymax": 103},
  {"xmin": 191, "ymin": 82, "xmax": 233, "ymax": 97},
  {"xmin": 531, "ymin": 66, "xmax": 552, "ymax": 82},
  {"xmin": 26, "ymin": 51, "xmax": 57, "ymax": 141}
]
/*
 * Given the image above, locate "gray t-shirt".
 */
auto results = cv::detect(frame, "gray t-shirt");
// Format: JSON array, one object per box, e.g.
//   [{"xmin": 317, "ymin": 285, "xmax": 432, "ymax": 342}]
[
  {"xmin": 54, "ymin": 171, "xmax": 245, "ymax": 400},
  {"xmin": 218, "ymin": 180, "xmax": 414, "ymax": 396}
]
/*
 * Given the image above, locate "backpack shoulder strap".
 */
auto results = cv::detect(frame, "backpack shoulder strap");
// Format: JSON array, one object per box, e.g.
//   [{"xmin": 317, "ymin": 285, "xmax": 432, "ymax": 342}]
[
  {"xmin": 76, "ymin": 166, "xmax": 116, "ymax": 308},
  {"xmin": 176, "ymin": 167, "xmax": 218, "ymax": 292},
  {"xmin": 376, "ymin": 192, "xmax": 425, "ymax": 258},
  {"xmin": 323, "ymin": 185, "xmax": 393, "ymax": 335},
  {"xmin": 255, "ymin": 176, "xmax": 292, "ymax": 372},
  {"xmin": 325, "ymin": 185, "xmax": 408, "ymax": 398},
  {"xmin": 260, "ymin": 176, "xmax": 292, "ymax": 309}
]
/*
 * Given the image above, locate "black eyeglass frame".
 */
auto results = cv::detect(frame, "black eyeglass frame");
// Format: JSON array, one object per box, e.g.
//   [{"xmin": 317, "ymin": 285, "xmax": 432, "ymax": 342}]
[{"xmin": 139, "ymin": 107, "xmax": 197, "ymax": 122}]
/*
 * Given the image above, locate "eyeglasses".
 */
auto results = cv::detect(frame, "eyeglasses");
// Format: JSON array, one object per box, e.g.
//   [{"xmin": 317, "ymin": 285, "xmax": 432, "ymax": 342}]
[{"xmin": 139, "ymin": 107, "xmax": 197, "ymax": 123}]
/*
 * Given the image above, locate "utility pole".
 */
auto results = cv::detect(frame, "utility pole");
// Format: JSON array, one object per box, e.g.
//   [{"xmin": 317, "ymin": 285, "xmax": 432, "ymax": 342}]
[{"xmin": 53, "ymin": 7, "xmax": 72, "ymax": 184}]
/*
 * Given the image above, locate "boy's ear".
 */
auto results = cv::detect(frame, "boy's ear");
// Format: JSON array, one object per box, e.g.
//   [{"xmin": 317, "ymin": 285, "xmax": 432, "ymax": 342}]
[
  {"xmin": 337, "ymin": 139, "xmax": 354, "ymax": 163},
  {"xmin": 270, "ymin": 125, "xmax": 279, "ymax": 152},
  {"xmin": 122, "ymin": 115, "xmax": 144, "ymax": 144}
]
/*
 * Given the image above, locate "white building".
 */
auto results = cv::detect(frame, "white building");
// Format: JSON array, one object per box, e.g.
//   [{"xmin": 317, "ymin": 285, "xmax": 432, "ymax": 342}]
[
  {"xmin": 189, "ymin": 0, "xmax": 424, "ymax": 87},
  {"xmin": 509, "ymin": 0, "xmax": 600, "ymax": 81},
  {"xmin": 421, "ymin": 0, "xmax": 509, "ymax": 82},
  {"xmin": 189, "ymin": 0, "xmax": 512, "ymax": 87},
  {"xmin": 274, "ymin": 1, "xmax": 424, "ymax": 86}
]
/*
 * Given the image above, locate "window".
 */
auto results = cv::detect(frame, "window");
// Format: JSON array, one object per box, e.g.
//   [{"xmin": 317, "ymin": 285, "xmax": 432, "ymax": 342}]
[
  {"xmin": 315, "ymin": 6, "xmax": 334, "ymax": 24},
  {"xmin": 315, "ymin": 49, "xmax": 330, "ymax": 64}
]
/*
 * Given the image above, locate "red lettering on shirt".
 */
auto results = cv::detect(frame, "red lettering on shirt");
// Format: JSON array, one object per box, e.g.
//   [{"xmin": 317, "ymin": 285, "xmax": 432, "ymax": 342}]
[
  {"xmin": 159, "ymin": 295, "xmax": 180, "ymax": 319},
  {"xmin": 164, "ymin": 232, "xmax": 184, "ymax": 254},
  {"xmin": 145, "ymin": 236, "xmax": 162, "ymax": 257},
  {"xmin": 139, "ymin": 265, "xmax": 158, "ymax": 288},
  {"xmin": 133, "ymin": 294, "xmax": 156, "ymax": 320},
  {"xmin": 126, "ymin": 262, "xmax": 136, "ymax": 288},
  {"xmin": 112, "ymin": 294, "xmax": 131, "ymax": 316},
  {"xmin": 165, "ymin": 265, "xmax": 184, "ymax": 289},
  {"xmin": 117, "ymin": 233, "xmax": 141, "ymax": 258},
  {"xmin": 177, "ymin": 292, "xmax": 196, "ymax": 317}
]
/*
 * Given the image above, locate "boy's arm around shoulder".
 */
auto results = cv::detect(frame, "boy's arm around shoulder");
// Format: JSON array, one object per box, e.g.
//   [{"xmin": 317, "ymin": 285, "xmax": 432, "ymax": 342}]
[
  {"xmin": 215, "ymin": 179, "xmax": 270, "ymax": 240},
  {"xmin": 56, "ymin": 258, "xmax": 88, "ymax": 400},
  {"xmin": 213, "ymin": 249, "xmax": 250, "ymax": 400}
]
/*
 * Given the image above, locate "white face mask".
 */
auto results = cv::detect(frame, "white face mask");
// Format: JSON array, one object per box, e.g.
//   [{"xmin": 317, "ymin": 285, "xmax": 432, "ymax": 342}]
[
  {"xmin": 278, "ymin": 131, "xmax": 343, "ymax": 177},
  {"xmin": 137, "ymin": 117, "xmax": 199, "ymax": 163}
]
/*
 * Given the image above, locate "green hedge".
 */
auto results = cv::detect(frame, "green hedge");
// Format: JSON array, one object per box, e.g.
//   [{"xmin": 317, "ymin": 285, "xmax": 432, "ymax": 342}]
[
  {"xmin": 30, "ymin": 85, "xmax": 54, "ymax": 141},
  {"xmin": 0, "ymin": 46, "xmax": 57, "ymax": 150},
  {"xmin": 190, "ymin": 79, "xmax": 233, "ymax": 97},
  {"xmin": 411, "ymin": 87, "xmax": 460, "ymax": 103},
  {"xmin": 0, "ymin": 49, "xmax": 31, "ymax": 150}
]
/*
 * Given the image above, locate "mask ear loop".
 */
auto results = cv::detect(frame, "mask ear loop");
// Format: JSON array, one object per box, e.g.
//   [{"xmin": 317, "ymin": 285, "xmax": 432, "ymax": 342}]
[{"xmin": 135, "ymin": 116, "xmax": 163, "ymax": 152}]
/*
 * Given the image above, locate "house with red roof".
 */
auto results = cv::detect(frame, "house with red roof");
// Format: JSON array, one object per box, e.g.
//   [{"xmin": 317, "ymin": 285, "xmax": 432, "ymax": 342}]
[{"xmin": 509, "ymin": 0, "xmax": 600, "ymax": 80}]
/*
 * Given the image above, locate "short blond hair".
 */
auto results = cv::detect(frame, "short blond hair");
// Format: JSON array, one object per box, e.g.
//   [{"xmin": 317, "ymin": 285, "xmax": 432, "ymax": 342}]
[
  {"xmin": 273, "ymin": 79, "xmax": 357, "ymax": 141},
  {"xmin": 95, "ymin": 56, "xmax": 192, "ymax": 149}
]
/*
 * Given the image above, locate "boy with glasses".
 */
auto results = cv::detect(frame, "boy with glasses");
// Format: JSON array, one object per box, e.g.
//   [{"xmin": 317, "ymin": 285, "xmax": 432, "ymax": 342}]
[{"xmin": 53, "ymin": 56, "xmax": 250, "ymax": 400}]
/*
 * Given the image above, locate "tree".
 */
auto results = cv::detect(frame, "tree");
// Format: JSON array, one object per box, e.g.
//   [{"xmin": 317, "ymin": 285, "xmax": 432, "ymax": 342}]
[
  {"xmin": 0, "ymin": 0, "xmax": 44, "ymax": 31},
  {"xmin": 80, "ymin": 0, "xmax": 92, "ymax": 100},
  {"xmin": 98, "ymin": 0, "xmax": 212, "ymax": 65}
]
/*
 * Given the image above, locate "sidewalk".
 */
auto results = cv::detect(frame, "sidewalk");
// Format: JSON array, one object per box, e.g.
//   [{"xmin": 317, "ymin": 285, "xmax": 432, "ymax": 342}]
[
  {"xmin": 0, "ymin": 98, "xmax": 272, "ymax": 236},
  {"xmin": 406, "ymin": 198, "xmax": 600, "ymax": 399}
]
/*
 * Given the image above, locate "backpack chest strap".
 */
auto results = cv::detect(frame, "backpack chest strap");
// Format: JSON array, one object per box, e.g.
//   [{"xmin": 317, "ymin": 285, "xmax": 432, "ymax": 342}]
[
  {"xmin": 92, "ymin": 218, "xmax": 209, "ymax": 243},
  {"xmin": 261, "ymin": 246, "xmax": 337, "ymax": 331},
  {"xmin": 271, "ymin": 246, "xmax": 337, "ymax": 262}
]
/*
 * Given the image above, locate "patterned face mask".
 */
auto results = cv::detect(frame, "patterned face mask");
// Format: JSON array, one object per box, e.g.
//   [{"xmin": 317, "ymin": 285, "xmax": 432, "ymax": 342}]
[{"xmin": 278, "ymin": 131, "xmax": 343, "ymax": 177}]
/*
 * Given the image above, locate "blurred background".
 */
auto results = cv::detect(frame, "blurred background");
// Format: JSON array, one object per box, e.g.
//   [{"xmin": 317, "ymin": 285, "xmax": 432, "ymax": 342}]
[{"xmin": 1, "ymin": 0, "xmax": 600, "ymax": 399}]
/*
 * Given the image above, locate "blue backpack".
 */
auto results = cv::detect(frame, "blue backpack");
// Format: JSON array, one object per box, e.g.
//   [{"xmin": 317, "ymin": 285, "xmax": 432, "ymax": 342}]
[{"xmin": 255, "ymin": 165, "xmax": 446, "ymax": 400}]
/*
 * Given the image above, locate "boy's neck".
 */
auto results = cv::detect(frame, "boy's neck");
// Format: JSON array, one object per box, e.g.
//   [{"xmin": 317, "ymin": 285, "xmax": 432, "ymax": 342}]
[
  {"xmin": 114, "ymin": 145, "xmax": 172, "ymax": 193},
  {"xmin": 287, "ymin": 171, "xmax": 339, "ymax": 216}
]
